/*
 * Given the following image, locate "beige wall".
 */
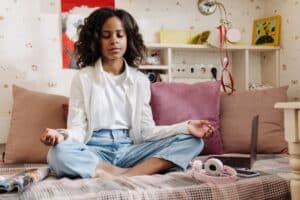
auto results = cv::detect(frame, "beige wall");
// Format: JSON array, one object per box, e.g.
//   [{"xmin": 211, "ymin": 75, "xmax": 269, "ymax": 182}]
[
  {"xmin": 264, "ymin": 0, "xmax": 300, "ymax": 100},
  {"xmin": 0, "ymin": 0, "xmax": 298, "ymax": 143}
]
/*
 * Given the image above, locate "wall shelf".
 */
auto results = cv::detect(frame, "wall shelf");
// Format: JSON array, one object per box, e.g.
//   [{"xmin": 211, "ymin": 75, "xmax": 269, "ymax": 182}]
[
  {"xmin": 139, "ymin": 65, "xmax": 169, "ymax": 70},
  {"xmin": 141, "ymin": 43, "xmax": 280, "ymax": 90},
  {"xmin": 146, "ymin": 43, "xmax": 280, "ymax": 51}
]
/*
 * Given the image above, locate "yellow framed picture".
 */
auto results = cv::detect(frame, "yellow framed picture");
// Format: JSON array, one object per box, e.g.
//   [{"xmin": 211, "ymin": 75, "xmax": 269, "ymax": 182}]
[{"xmin": 252, "ymin": 15, "xmax": 281, "ymax": 46}]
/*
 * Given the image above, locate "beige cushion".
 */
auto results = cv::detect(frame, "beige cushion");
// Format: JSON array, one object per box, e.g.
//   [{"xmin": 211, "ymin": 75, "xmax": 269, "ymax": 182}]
[
  {"xmin": 5, "ymin": 85, "xmax": 68, "ymax": 163},
  {"xmin": 221, "ymin": 86, "xmax": 288, "ymax": 154}
]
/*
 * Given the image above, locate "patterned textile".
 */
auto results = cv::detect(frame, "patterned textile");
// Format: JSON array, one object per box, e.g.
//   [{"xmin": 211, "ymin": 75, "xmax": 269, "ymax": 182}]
[
  {"xmin": 0, "ymin": 167, "xmax": 49, "ymax": 193},
  {"xmin": 0, "ymin": 155, "xmax": 291, "ymax": 200}
]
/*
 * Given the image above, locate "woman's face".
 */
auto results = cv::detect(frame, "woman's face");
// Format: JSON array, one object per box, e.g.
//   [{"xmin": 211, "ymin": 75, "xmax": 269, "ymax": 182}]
[{"xmin": 100, "ymin": 16, "xmax": 127, "ymax": 62}]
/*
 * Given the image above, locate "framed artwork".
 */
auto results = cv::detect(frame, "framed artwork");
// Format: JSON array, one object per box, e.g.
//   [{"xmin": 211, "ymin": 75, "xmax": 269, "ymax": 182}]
[
  {"xmin": 252, "ymin": 15, "xmax": 281, "ymax": 46},
  {"xmin": 61, "ymin": 0, "xmax": 115, "ymax": 69}
]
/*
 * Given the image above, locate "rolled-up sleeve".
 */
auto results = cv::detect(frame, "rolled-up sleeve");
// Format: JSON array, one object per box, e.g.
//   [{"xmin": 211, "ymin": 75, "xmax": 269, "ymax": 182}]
[{"xmin": 57, "ymin": 72, "xmax": 88, "ymax": 143}]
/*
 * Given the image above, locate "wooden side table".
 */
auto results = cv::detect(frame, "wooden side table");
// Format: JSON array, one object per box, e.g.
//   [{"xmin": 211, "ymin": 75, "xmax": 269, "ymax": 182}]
[{"xmin": 275, "ymin": 102, "xmax": 300, "ymax": 200}]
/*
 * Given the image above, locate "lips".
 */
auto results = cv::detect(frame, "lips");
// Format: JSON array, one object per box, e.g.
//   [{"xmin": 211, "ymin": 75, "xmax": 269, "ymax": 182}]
[{"xmin": 108, "ymin": 48, "xmax": 121, "ymax": 53}]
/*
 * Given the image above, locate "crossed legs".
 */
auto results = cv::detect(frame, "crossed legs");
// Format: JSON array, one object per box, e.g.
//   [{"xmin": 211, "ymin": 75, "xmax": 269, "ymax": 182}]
[
  {"xmin": 48, "ymin": 134, "xmax": 203, "ymax": 179},
  {"xmin": 96, "ymin": 157, "xmax": 175, "ymax": 178}
]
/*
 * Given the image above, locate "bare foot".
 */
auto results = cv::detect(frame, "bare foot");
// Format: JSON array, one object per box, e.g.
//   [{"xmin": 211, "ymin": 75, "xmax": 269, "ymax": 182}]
[
  {"xmin": 94, "ymin": 169, "xmax": 119, "ymax": 180},
  {"xmin": 96, "ymin": 162, "xmax": 130, "ymax": 176}
]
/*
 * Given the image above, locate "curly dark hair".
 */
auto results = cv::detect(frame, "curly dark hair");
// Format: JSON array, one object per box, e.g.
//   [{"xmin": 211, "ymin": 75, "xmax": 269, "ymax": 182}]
[{"xmin": 74, "ymin": 7, "xmax": 146, "ymax": 69}]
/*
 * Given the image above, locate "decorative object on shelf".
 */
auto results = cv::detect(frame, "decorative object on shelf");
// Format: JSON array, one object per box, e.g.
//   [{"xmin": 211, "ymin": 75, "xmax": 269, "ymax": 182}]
[
  {"xmin": 252, "ymin": 15, "xmax": 281, "ymax": 46},
  {"xmin": 190, "ymin": 31, "xmax": 211, "ymax": 44},
  {"xmin": 145, "ymin": 52, "xmax": 161, "ymax": 65},
  {"xmin": 226, "ymin": 28, "xmax": 241, "ymax": 44},
  {"xmin": 206, "ymin": 27, "xmax": 222, "ymax": 47},
  {"xmin": 159, "ymin": 29, "xmax": 210, "ymax": 44},
  {"xmin": 197, "ymin": 0, "xmax": 236, "ymax": 94},
  {"xmin": 197, "ymin": 0, "xmax": 228, "ymax": 21},
  {"xmin": 198, "ymin": 0, "xmax": 241, "ymax": 47},
  {"xmin": 197, "ymin": 0, "xmax": 217, "ymax": 15}
]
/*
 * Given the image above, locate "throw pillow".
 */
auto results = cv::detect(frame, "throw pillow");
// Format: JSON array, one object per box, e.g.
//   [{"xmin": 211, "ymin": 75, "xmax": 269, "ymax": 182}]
[
  {"xmin": 150, "ymin": 81, "xmax": 223, "ymax": 155},
  {"xmin": 5, "ymin": 85, "xmax": 68, "ymax": 163},
  {"xmin": 62, "ymin": 103, "xmax": 69, "ymax": 122},
  {"xmin": 221, "ymin": 86, "xmax": 288, "ymax": 154}
]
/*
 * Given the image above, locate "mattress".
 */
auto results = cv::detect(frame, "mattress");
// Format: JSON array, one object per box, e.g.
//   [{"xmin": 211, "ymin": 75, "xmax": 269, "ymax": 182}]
[{"xmin": 0, "ymin": 154, "xmax": 291, "ymax": 200}]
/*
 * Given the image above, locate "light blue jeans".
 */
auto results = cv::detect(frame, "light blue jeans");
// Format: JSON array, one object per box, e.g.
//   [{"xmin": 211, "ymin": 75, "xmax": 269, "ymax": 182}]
[{"xmin": 47, "ymin": 129, "xmax": 204, "ymax": 178}]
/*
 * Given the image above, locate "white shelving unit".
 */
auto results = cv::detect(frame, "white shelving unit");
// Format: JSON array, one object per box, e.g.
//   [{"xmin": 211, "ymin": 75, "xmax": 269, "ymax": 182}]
[{"xmin": 140, "ymin": 43, "xmax": 280, "ymax": 91}]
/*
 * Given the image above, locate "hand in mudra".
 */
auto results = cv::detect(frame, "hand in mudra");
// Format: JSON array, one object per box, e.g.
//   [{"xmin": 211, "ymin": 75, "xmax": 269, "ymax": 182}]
[
  {"xmin": 188, "ymin": 120, "xmax": 214, "ymax": 139},
  {"xmin": 40, "ymin": 128, "xmax": 64, "ymax": 146}
]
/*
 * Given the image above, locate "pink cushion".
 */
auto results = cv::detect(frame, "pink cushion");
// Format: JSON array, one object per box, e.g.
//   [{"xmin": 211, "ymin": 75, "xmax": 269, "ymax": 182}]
[
  {"xmin": 221, "ymin": 86, "xmax": 288, "ymax": 153},
  {"xmin": 150, "ymin": 81, "xmax": 223, "ymax": 155}
]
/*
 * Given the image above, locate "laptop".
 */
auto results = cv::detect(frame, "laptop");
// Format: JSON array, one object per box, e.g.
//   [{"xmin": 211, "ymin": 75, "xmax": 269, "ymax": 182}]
[{"xmin": 208, "ymin": 115, "xmax": 259, "ymax": 169}]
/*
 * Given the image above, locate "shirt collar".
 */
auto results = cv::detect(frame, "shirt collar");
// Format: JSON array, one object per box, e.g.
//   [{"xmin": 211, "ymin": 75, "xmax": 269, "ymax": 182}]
[{"xmin": 95, "ymin": 58, "xmax": 134, "ymax": 86}]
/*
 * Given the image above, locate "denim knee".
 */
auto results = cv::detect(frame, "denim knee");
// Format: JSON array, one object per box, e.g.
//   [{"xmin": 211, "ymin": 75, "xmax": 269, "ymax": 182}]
[
  {"xmin": 158, "ymin": 134, "xmax": 204, "ymax": 170},
  {"xmin": 190, "ymin": 136, "xmax": 204, "ymax": 155},
  {"xmin": 176, "ymin": 134, "xmax": 204, "ymax": 155},
  {"xmin": 47, "ymin": 141, "xmax": 99, "ymax": 178},
  {"xmin": 47, "ymin": 142, "xmax": 70, "ymax": 176},
  {"xmin": 47, "ymin": 142, "xmax": 64, "ymax": 163}
]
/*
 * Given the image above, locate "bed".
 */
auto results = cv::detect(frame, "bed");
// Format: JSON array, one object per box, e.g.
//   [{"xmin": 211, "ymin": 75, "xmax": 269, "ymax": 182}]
[{"xmin": 0, "ymin": 154, "xmax": 291, "ymax": 200}]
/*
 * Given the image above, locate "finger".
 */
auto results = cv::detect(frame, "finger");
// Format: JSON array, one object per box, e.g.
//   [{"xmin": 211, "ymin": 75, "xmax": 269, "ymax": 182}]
[
  {"xmin": 52, "ymin": 137, "xmax": 57, "ymax": 145},
  {"xmin": 46, "ymin": 136, "xmax": 54, "ymax": 145},
  {"xmin": 209, "ymin": 127, "xmax": 215, "ymax": 135},
  {"xmin": 50, "ymin": 137, "xmax": 56, "ymax": 146},
  {"xmin": 199, "ymin": 120, "xmax": 210, "ymax": 125},
  {"xmin": 207, "ymin": 125, "xmax": 214, "ymax": 131},
  {"xmin": 203, "ymin": 133, "xmax": 210, "ymax": 139},
  {"xmin": 202, "ymin": 129, "xmax": 210, "ymax": 138},
  {"xmin": 54, "ymin": 137, "xmax": 59, "ymax": 145},
  {"xmin": 42, "ymin": 135, "xmax": 51, "ymax": 144},
  {"xmin": 48, "ymin": 137, "xmax": 54, "ymax": 145},
  {"xmin": 44, "ymin": 142, "xmax": 52, "ymax": 146},
  {"xmin": 205, "ymin": 130, "xmax": 214, "ymax": 138},
  {"xmin": 40, "ymin": 137, "xmax": 51, "ymax": 146},
  {"xmin": 201, "ymin": 122, "xmax": 212, "ymax": 128},
  {"xmin": 45, "ymin": 135, "xmax": 51, "ymax": 142}
]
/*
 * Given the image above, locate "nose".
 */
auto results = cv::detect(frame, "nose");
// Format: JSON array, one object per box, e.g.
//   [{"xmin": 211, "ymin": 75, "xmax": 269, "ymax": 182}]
[{"xmin": 110, "ymin": 33, "xmax": 118, "ymax": 44}]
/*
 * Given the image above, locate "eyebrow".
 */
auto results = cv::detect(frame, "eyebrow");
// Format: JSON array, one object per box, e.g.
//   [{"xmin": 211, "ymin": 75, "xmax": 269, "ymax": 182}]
[{"xmin": 102, "ymin": 29, "xmax": 125, "ymax": 32}]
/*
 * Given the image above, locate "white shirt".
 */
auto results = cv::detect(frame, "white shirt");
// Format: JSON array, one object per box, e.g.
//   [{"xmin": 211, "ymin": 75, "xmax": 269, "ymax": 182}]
[
  {"xmin": 93, "ymin": 69, "xmax": 131, "ymax": 130},
  {"xmin": 58, "ymin": 58, "xmax": 189, "ymax": 144}
]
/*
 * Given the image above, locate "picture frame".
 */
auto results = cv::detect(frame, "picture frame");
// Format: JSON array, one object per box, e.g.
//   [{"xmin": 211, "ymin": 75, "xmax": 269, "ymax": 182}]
[
  {"xmin": 61, "ymin": 0, "xmax": 115, "ymax": 69},
  {"xmin": 252, "ymin": 15, "xmax": 281, "ymax": 46}
]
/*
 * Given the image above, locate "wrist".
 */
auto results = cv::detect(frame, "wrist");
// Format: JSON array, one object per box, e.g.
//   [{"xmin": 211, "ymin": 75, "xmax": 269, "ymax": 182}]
[
  {"xmin": 187, "ymin": 121, "xmax": 193, "ymax": 134},
  {"xmin": 56, "ymin": 129, "xmax": 68, "ymax": 140}
]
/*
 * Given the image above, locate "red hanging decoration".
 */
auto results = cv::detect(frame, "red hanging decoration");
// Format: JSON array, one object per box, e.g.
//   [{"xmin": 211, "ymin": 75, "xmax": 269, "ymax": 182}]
[{"xmin": 218, "ymin": 25, "xmax": 235, "ymax": 95}]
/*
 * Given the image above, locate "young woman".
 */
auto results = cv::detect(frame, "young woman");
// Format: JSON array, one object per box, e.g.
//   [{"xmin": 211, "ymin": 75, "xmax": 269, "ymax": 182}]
[{"xmin": 40, "ymin": 7, "xmax": 214, "ymax": 179}]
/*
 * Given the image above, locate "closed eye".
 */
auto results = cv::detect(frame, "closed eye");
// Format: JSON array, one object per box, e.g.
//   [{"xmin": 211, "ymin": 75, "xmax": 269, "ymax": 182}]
[{"xmin": 101, "ymin": 30, "xmax": 126, "ymax": 39}]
